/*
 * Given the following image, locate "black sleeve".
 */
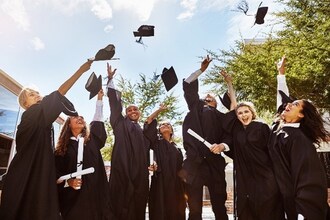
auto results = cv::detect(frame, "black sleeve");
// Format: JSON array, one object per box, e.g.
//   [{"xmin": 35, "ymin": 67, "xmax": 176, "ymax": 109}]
[
  {"xmin": 90, "ymin": 121, "xmax": 107, "ymax": 150},
  {"xmin": 143, "ymin": 119, "xmax": 158, "ymax": 149},
  {"xmin": 40, "ymin": 91, "xmax": 66, "ymax": 126},
  {"xmin": 183, "ymin": 79, "xmax": 200, "ymax": 111},
  {"xmin": 107, "ymin": 88, "xmax": 124, "ymax": 129}
]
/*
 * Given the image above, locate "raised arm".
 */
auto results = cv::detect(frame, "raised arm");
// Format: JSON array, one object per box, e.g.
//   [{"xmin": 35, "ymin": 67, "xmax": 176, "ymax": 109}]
[
  {"xmin": 220, "ymin": 70, "xmax": 237, "ymax": 110},
  {"xmin": 276, "ymin": 55, "xmax": 289, "ymax": 110},
  {"xmin": 145, "ymin": 104, "xmax": 167, "ymax": 125},
  {"xmin": 58, "ymin": 60, "xmax": 93, "ymax": 96},
  {"xmin": 92, "ymin": 89, "xmax": 104, "ymax": 122},
  {"xmin": 184, "ymin": 55, "xmax": 212, "ymax": 83}
]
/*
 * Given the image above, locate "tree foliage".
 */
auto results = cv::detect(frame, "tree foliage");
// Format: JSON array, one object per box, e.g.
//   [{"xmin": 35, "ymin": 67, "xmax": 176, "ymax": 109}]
[{"xmin": 205, "ymin": 0, "xmax": 330, "ymax": 116}]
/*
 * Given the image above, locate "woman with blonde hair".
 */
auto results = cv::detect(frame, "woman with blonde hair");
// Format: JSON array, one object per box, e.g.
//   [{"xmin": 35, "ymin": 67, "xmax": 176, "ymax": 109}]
[
  {"xmin": 0, "ymin": 60, "xmax": 93, "ymax": 220},
  {"xmin": 221, "ymin": 70, "xmax": 284, "ymax": 220}
]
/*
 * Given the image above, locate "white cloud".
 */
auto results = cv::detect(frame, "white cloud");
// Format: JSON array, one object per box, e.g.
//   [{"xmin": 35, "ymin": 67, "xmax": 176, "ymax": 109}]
[
  {"xmin": 104, "ymin": 24, "xmax": 114, "ymax": 33},
  {"xmin": 177, "ymin": 0, "xmax": 197, "ymax": 21},
  {"xmin": 90, "ymin": 0, "xmax": 113, "ymax": 20},
  {"xmin": 31, "ymin": 37, "xmax": 45, "ymax": 50},
  {"xmin": 112, "ymin": 0, "xmax": 156, "ymax": 21},
  {"xmin": 1, "ymin": 0, "xmax": 30, "ymax": 31}
]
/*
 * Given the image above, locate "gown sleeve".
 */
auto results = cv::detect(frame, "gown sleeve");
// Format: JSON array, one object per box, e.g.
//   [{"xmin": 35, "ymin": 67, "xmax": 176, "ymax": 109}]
[
  {"xmin": 143, "ymin": 119, "xmax": 158, "ymax": 148},
  {"xmin": 289, "ymin": 133, "xmax": 328, "ymax": 218},
  {"xmin": 107, "ymin": 88, "xmax": 124, "ymax": 128}
]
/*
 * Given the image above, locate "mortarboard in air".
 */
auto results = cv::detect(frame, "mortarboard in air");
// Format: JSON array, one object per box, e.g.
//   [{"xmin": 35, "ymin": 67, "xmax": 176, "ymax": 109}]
[
  {"xmin": 219, "ymin": 92, "xmax": 231, "ymax": 110},
  {"xmin": 85, "ymin": 72, "xmax": 102, "ymax": 99},
  {"xmin": 133, "ymin": 25, "xmax": 155, "ymax": 44},
  {"xmin": 235, "ymin": 1, "xmax": 268, "ymax": 26},
  {"xmin": 161, "ymin": 66, "xmax": 178, "ymax": 91},
  {"xmin": 254, "ymin": 2, "xmax": 268, "ymax": 25},
  {"xmin": 89, "ymin": 44, "xmax": 118, "ymax": 61}
]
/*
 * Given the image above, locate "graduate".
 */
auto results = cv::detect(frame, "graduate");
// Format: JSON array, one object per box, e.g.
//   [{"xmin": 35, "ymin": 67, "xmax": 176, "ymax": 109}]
[
  {"xmin": 106, "ymin": 63, "xmax": 150, "ymax": 220},
  {"xmin": 220, "ymin": 70, "xmax": 284, "ymax": 220},
  {"xmin": 54, "ymin": 89, "xmax": 111, "ymax": 220},
  {"xmin": 180, "ymin": 55, "xmax": 231, "ymax": 220},
  {"xmin": 144, "ymin": 104, "xmax": 186, "ymax": 220},
  {"xmin": 268, "ymin": 55, "xmax": 329, "ymax": 220},
  {"xmin": 0, "ymin": 60, "xmax": 93, "ymax": 220}
]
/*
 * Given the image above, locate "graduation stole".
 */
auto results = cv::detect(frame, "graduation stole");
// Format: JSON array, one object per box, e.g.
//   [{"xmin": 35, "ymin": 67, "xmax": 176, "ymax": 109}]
[{"xmin": 70, "ymin": 134, "xmax": 84, "ymax": 189}]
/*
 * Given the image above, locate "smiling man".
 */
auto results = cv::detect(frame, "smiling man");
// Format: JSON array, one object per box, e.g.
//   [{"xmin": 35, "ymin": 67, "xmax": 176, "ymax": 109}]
[{"xmin": 106, "ymin": 63, "xmax": 150, "ymax": 220}]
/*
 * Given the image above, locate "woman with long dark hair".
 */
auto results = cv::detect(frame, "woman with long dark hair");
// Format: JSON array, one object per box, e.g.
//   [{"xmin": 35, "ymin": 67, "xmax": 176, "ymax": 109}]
[
  {"xmin": 55, "ymin": 90, "xmax": 110, "ymax": 220},
  {"xmin": 268, "ymin": 56, "xmax": 329, "ymax": 220}
]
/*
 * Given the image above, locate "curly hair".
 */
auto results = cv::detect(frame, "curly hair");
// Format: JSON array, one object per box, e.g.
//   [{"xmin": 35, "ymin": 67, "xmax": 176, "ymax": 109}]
[
  {"xmin": 55, "ymin": 117, "xmax": 90, "ymax": 156},
  {"xmin": 300, "ymin": 100, "xmax": 330, "ymax": 145}
]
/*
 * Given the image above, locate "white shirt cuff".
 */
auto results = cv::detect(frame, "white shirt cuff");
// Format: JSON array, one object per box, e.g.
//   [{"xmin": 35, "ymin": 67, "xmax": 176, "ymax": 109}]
[
  {"xmin": 184, "ymin": 69, "xmax": 203, "ymax": 84},
  {"xmin": 222, "ymin": 143, "xmax": 230, "ymax": 152},
  {"xmin": 93, "ymin": 100, "xmax": 103, "ymax": 121}
]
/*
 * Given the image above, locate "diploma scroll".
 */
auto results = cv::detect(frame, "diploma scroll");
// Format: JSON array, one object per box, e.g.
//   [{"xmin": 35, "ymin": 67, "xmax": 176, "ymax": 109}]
[
  {"xmin": 149, "ymin": 149, "xmax": 154, "ymax": 175},
  {"xmin": 76, "ymin": 137, "xmax": 84, "ymax": 189},
  {"xmin": 187, "ymin": 129, "xmax": 212, "ymax": 148},
  {"xmin": 187, "ymin": 128, "xmax": 223, "ymax": 155},
  {"xmin": 57, "ymin": 167, "xmax": 95, "ymax": 183}
]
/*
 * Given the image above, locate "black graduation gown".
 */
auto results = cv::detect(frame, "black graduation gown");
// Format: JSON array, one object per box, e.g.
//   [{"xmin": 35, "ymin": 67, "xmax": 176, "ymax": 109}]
[
  {"xmin": 268, "ymin": 123, "xmax": 328, "ymax": 220},
  {"xmin": 181, "ymin": 79, "xmax": 230, "ymax": 186},
  {"xmin": 228, "ymin": 118, "xmax": 284, "ymax": 220},
  {"xmin": 144, "ymin": 120, "xmax": 186, "ymax": 220},
  {"xmin": 55, "ymin": 121, "xmax": 110, "ymax": 220},
  {"xmin": 107, "ymin": 88, "xmax": 150, "ymax": 220},
  {"xmin": 0, "ymin": 91, "xmax": 73, "ymax": 220}
]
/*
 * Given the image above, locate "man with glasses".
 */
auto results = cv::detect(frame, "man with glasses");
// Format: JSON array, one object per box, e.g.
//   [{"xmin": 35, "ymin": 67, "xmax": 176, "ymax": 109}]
[{"xmin": 180, "ymin": 55, "xmax": 231, "ymax": 220}]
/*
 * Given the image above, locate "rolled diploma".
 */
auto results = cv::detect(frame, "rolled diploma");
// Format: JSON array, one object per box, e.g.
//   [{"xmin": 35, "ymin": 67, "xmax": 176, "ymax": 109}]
[
  {"xmin": 149, "ymin": 149, "xmax": 154, "ymax": 175},
  {"xmin": 149, "ymin": 149, "xmax": 154, "ymax": 165},
  {"xmin": 77, "ymin": 137, "xmax": 84, "ymax": 179},
  {"xmin": 187, "ymin": 129, "xmax": 212, "ymax": 148},
  {"xmin": 57, "ymin": 167, "xmax": 95, "ymax": 183}
]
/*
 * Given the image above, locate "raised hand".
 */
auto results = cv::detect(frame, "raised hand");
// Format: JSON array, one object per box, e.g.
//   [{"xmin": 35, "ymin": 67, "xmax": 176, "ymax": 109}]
[
  {"xmin": 107, "ymin": 62, "xmax": 117, "ymax": 80},
  {"xmin": 220, "ymin": 69, "xmax": 232, "ymax": 83},
  {"xmin": 276, "ymin": 55, "xmax": 286, "ymax": 75},
  {"xmin": 200, "ymin": 55, "xmax": 212, "ymax": 72}
]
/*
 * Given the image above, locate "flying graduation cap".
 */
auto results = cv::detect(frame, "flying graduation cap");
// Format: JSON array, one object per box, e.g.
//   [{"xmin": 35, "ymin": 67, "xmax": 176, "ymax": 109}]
[
  {"xmin": 133, "ymin": 25, "xmax": 155, "ymax": 45},
  {"xmin": 89, "ymin": 44, "xmax": 118, "ymax": 61},
  {"xmin": 85, "ymin": 72, "xmax": 102, "ymax": 99},
  {"xmin": 236, "ymin": 0, "xmax": 268, "ymax": 25},
  {"xmin": 153, "ymin": 66, "xmax": 178, "ymax": 91}
]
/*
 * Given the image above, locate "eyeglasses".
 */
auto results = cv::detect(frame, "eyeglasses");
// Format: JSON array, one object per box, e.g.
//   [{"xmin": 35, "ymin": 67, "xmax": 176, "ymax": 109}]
[{"xmin": 159, "ymin": 123, "xmax": 171, "ymax": 127}]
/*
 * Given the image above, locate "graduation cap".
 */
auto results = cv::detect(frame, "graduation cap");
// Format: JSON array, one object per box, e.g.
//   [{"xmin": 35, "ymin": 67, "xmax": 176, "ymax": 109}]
[
  {"xmin": 89, "ymin": 44, "xmax": 118, "ymax": 61},
  {"xmin": 235, "ymin": 1, "xmax": 268, "ymax": 26},
  {"xmin": 133, "ymin": 25, "xmax": 155, "ymax": 44},
  {"xmin": 219, "ymin": 92, "xmax": 231, "ymax": 110},
  {"xmin": 255, "ymin": 4, "xmax": 268, "ymax": 25},
  {"xmin": 158, "ymin": 66, "xmax": 178, "ymax": 91},
  {"xmin": 85, "ymin": 72, "xmax": 102, "ymax": 99},
  {"xmin": 277, "ymin": 90, "xmax": 296, "ymax": 113}
]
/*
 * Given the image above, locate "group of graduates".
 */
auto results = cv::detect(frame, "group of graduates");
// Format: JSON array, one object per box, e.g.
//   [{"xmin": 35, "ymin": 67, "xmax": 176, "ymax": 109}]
[{"xmin": 0, "ymin": 54, "xmax": 329, "ymax": 220}]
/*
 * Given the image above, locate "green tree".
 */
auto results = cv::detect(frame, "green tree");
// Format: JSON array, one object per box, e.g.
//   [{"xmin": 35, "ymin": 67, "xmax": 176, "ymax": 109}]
[
  {"xmin": 100, "ymin": 73, "xmax": 183, "ymax": 161},
  {"xmin": 204, "ymin": 0, "xmax": 330, "ymax": 116}
]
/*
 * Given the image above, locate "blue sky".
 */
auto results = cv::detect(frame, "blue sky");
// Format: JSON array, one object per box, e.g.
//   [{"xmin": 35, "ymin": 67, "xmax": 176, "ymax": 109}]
[{"xmin": 0, "ymin": 0, "xmax": 282, "ymax": 123}]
